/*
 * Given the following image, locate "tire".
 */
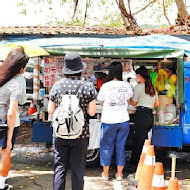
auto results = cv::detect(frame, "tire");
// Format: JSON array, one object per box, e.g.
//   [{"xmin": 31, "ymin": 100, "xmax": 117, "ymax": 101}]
[{"xmin": 86, "ymin": 148, "xmax": 100, "ymax": 166}]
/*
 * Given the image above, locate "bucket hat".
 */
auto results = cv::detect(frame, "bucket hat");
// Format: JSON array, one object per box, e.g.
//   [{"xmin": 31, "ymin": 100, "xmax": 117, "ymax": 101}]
[{"xmin": 62, "ymin": 52, "xmax": 87, "ymax": 74}]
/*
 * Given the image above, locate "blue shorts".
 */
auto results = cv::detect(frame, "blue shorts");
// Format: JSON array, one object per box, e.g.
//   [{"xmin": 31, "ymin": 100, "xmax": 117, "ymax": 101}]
[
  {"xmin": 0, "ymin": 127, "xmax": 19, "ymax": 150},
  {"xmin": 100, "ymin": 121, "xmax": 130, "ymax": 166}
]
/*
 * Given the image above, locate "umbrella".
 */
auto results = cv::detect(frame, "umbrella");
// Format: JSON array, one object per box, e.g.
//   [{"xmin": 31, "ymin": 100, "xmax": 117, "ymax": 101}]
[{"xmin": 0, "ymin": 43, "xmax": 49, "ymax": 60}]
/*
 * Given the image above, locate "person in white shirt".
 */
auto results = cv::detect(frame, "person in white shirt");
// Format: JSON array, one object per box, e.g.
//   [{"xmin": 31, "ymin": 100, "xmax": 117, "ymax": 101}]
[
  {"xmin": 0, "ymin": 46, "xmax": 29, "ymax": 190},
  {"xmin": 97, "ymin": 61, "xmax": 133, "ymax": 181},
  {"xmin": 13, "ymin": 74, "xmax": 27, "ymax": 148}
]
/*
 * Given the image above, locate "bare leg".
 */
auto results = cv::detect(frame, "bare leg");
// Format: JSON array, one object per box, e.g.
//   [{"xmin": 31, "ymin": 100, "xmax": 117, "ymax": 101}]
[
  {"xmin": 0, "ymin": 150, "xmax": 11, "ymax": 177},
  {"xmin": 103, "ymin": 166, "xmax": 109, "ymax": 178},
  {"xmin": 116, "ymin": 166, "xmax": 124, "ymax": 177}
]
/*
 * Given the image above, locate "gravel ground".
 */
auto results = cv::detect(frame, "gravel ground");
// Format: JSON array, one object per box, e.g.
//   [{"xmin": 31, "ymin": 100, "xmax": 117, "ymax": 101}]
[{"xmin": 6, "ymin": 123, "xmax": 190, "ymax": 190}]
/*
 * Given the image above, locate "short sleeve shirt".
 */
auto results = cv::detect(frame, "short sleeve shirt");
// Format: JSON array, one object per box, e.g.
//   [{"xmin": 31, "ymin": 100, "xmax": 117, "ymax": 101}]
[
  {"xmin": 0, "ymin": 78, "xmax": 22, "ymax": 123},
  {"xmin": 132, "ymin": 83, "xmax": 158, "ymax": 108},
  {"xmin": 97, "ymin": 80, "xmax": 133, "ymax": 124},
  {"xmin": 49, "ymin": 77, "xmax": 96, "ymax": 139}
]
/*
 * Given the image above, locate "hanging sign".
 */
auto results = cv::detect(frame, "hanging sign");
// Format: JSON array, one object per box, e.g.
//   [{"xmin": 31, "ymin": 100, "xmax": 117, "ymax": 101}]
[{"xmin": 44, "ymin": 57, "xmax": 64, "ymax": 87}]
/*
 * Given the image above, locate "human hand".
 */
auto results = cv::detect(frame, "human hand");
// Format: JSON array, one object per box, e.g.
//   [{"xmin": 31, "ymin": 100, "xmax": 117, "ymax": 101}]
[{"xmin": 4, "ymin": 140, "xmax": 12, "ymax": 152}]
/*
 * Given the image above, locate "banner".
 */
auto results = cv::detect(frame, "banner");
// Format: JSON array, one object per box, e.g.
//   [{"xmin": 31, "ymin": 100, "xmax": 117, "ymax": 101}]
[{"xmin": 44, "ymin": 57, "xmax": 64, "ymax": 87}]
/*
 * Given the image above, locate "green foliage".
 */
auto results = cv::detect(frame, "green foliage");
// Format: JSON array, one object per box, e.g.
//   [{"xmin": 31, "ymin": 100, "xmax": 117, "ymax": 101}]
[
  {"xmin": 19, "ymin": 9, "xmax": 27, "ymax": 15},
  {"xmin": 100, "ymin": 13, "xmax": 123, "ymax": 27},
  {"xmin": 15, "ymin": 0, "xmax": 179, "ymax": 27}
]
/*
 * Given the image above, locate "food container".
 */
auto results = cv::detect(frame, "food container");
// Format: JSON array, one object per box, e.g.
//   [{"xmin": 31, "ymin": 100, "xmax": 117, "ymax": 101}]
[{"xmin": 158, "ymin": 95, "xmax": 173, "ymax": 111}]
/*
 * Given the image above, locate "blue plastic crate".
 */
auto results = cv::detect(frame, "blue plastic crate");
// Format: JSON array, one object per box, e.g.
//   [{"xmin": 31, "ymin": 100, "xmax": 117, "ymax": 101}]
[
  {"xmin": 151, "ymin": 125, "xmax": 183, "ymax": 148},
  {"xmin": 32, "ymin": 121, "xmax": 53, "ymax": 143}
]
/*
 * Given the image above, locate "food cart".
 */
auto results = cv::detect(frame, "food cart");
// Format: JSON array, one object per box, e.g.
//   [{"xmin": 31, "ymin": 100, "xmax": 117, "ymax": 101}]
[{"xmin": 1, "ymin": 34, "xmax": 190, "ymax": 165}]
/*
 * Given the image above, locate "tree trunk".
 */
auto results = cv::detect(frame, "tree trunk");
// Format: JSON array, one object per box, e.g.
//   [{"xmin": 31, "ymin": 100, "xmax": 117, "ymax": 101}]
[
  {"xmin": 116, "ymin": 0, "xmax": 139, "ymax": 31},
  {"xmin": 175, "ymin": 0, "xmax": 189, "ymax": 19},
  {"xmin": 175, "ymin": 0, "xmax": 190, "ymax": 30}
]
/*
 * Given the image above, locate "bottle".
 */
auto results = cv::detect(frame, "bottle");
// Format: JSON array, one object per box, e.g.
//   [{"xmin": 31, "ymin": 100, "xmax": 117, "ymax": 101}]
[
  {"xmin": 44, "ymin": 96, "xmax": 49, "ymax": 109},
  {"xmin": 166, "ymin": 104, "xmax": 176, "ymax": 119},
  {"xmin": 158, "ymin": 109, "xmax": 165, "ymax": 125}
]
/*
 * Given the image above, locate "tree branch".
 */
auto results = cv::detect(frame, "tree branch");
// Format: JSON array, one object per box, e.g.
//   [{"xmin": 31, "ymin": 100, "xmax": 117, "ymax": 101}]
[
  {"xmin": 83, "ymin": 0, "xmax": 90, "ymax": 26},
  {"xmin": 127, "ymin": 0, "xmax": 131, "ymax": 16},
  {"xmin": 133, "ymin": 0, "xmax": 158, "ymax": 16},
  {"xmin": 163, "ymin": 0, "xmax": 171, "ymax": 25},
  {"xmin": 73, "ymin": 0, "xmax": 79, "ymax": 19}
]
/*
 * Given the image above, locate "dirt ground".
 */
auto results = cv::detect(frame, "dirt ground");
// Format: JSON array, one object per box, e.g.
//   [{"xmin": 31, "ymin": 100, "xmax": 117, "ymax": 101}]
[{"xmin": 7, "ymin": 123, "xmax": 190, "ymax": 190}]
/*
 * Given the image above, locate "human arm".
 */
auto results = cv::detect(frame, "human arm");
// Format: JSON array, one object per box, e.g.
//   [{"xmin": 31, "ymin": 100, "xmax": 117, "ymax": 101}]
[
  {"xmin": 48, "ymin": 82, "xmax": 59, "ymax": 114},
  {"xmin": 87, "ymin": 99, "xmax": 96, "ymax": 116},
  {"xmin": 153, "ymin": 93, "xmax": 159, "ymax": 108},
  {"xmin": 97, "ymin": 84, "xmax": 105, "ymax": 107},
  {"xmin": 126, "ymin": 82, "xmax": 133, "ymax": 103},
  {"xmin": 130, "ymin": 85, "xmax": 139, "ymax": 107},
  {"xmin": 100, "ymin": 101, "xmax": 104, "ymax": 106},
  {"xmin": 48, "ymin": 99, "xmax": 56, "ymax": 114},
  {"xmin": 130, "ymin": 100, "xmax": 137, "ymax": 107},
  {"xmin": 6, "ymin": 100, "xmax": 18, "ymax": 151},
  {"xmin": 154, "ymin": 99, "xmax": 159, "ymax": 108}
]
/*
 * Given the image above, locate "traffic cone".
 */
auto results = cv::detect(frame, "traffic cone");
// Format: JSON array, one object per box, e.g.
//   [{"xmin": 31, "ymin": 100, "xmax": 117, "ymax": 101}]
[
  {"xmin": 151, "ymin": 162, "xmax": 166, "ymax": 190},
  {"xmin": 28, "ymin": 100, "xmax": 37, "ymax": 115},
  {"xmin": 168, "ymin": 156, "xmax": 179, "ymax": 190},
  {"xmin": 168, "ymin": 178, "xmax": 179, "ymax": 190},
  {"xmin": 135, "ymin": 139, "xmax": 151, "ymax": 181},
  {"xmin": 137, "ymin": 145, "xmax": 156, "ymax": 190}
]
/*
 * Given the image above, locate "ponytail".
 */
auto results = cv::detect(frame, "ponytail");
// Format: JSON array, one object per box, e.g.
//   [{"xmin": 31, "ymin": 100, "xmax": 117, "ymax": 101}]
[
  {"xmin": 136, "ymin": 66, "xmax": 156, "ymax": 97},
  {"xmin": 144, "ymin": 76, "xmax": 156, "ymax": 97}
]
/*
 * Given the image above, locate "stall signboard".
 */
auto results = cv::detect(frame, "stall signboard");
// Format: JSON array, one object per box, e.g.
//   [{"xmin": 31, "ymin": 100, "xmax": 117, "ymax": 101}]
[
  {"xmin": 44, "ymin": 57, "xmax": 64, "ymax": 87},
  {"xmin": 44, "ymin": 56, "xmax": 132, "ymax": 87},
  {"xmin": 44, "ymin": 56, "xmax": 95, "ymax": 87}
]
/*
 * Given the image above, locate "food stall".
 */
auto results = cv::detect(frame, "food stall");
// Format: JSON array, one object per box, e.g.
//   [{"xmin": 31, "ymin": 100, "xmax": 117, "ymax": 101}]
[
  {"xmin": 1, "ymin": 34, "xmax": 190, "ymax": 165},
  {"xmin": 31, "ymin": 35, "xmax": 190, "ymax": 146}
]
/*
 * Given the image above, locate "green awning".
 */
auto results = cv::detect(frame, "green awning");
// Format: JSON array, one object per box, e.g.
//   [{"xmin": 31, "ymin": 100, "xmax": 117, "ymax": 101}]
[{"xmin": 44, "ymin": 46, "xmax": 185, "ymax": 105}]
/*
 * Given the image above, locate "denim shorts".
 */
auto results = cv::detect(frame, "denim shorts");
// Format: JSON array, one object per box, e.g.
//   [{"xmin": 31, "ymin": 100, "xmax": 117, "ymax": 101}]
[
  {"xmin": 0, "ymin": 126, "xmax": 19, "ymax": 150},
  {"xmin": 100, "ymin": 121, "xmax": 130, "ymax": 166}
]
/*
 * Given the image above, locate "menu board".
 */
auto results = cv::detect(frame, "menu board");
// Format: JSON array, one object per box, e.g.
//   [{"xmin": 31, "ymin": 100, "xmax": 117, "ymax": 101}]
[
  {"xmin": 44, "ymin": 56, "xmax": 96, "ymax": 87},
  {"xmin": 43, "ymin": 56, "xmax": 132, "ymax": 87},
  {"xmin": 44, "ymin": 57, "xmax": 64, "ymax": 87}
]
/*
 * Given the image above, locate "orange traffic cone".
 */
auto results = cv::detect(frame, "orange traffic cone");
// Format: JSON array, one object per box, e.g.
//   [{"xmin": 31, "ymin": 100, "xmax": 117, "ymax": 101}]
[
  {"xmin": 137, "ymin": 145, "xmax": 156, "ymax": 190},
  {"xmin": 168, "ymin": 156, "xmax": 179, "ymax": 190},
  {"xmin": 151, "ymin": 162, "xmax": 166, "ymax": 190},
  {"xmin": 28, "ymin": 100, "xmax": 37, "ymax": 115},
  {"xmin": 135, "ymin": 139, "xmax": 151, "ymax": 181},
  {"xmin": 168, "ymin": 178, "xmax": 179, "ymax": 190}
]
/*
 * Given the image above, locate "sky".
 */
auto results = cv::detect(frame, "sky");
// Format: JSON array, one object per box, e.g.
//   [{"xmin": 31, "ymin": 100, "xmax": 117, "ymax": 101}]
[{"xmin": 0, "ymin": 0, "xmax": 189, "ymax": 27}]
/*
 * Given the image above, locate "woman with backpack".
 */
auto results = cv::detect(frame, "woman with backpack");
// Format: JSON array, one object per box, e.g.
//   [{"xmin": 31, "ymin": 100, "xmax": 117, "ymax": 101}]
[
  {"xmin": 97, "ymin": 61, "xmax": 133, "ymax": 181},
  {"xmin": 0, "ymin": 46, "xmax": 29, "ymax": 190},
  {"xmin": 48, "ymin": 52, "xmax": 96, "ymax": 190}
]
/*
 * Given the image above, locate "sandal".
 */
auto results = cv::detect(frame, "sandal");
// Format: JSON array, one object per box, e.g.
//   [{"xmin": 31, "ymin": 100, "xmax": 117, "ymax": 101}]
[
  {"xmin": 101, "ymin": 172, "xmax": 109, "ymax": 181},
  {"xmin": 115, "ymin": 173, "xmax": 123, "ymax": 181}
]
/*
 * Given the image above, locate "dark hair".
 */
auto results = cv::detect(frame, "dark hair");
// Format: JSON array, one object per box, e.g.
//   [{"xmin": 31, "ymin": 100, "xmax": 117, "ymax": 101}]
[
  {"xmin": 106, "ymin": 61, "xmax": 123, "ymax": 82},
  {"xmin": 0, "ymin": 46, "xmax": 29, "ymax": 87},
  {"xmin": 136, "ymin": 66, "xmax": 156, "ymax": 97}
]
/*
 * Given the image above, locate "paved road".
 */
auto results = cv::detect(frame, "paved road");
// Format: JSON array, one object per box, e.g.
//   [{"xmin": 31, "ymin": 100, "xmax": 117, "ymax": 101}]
[{"xmin": 7, "ymin": 144, "xmax": 190, "ymax": 190}]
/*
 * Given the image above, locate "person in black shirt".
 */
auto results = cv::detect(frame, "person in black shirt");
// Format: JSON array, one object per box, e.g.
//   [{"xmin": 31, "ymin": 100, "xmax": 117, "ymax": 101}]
[{"xmin": 48, "ymin": 52, "xmax": 96, "ymax": 190}]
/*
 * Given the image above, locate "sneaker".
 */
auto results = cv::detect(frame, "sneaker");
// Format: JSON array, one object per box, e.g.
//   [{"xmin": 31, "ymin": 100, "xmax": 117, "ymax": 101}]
[
  {"xmin": 0, "ymin": 184, "xmax": 13, "ymax": 190},
  {"xmin": 115, "ymin": 173, "xmax": 123, "ymax": 181},
  {"xmin": 101, "ymin": 172, "xmax": 109, "ymax": 181}
]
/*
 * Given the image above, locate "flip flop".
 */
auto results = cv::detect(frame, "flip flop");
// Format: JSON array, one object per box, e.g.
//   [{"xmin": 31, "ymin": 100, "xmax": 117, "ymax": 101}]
[
  {"xmin": 115, "ymin": 173, "xmax": 123, "ymax": 181},
  {"xmin": 101, "ymin": 172, "xmax": 109, "ymax": 181}
]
